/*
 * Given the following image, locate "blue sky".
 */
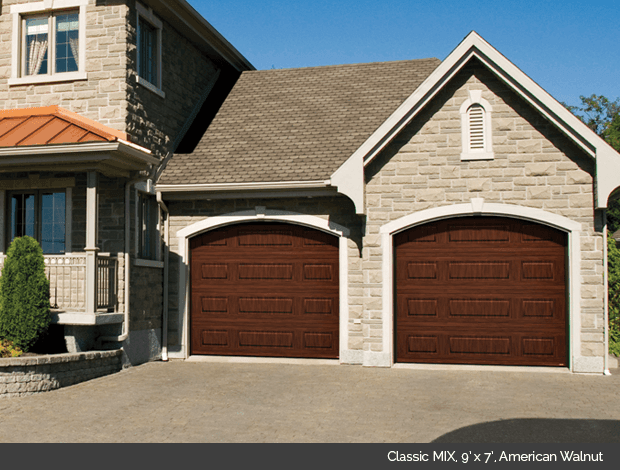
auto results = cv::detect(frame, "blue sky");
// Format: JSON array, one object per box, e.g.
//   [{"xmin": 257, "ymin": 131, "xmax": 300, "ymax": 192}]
[{"xmin": 191, "ymin": 0, "xmax": 619, "ymax": 108}]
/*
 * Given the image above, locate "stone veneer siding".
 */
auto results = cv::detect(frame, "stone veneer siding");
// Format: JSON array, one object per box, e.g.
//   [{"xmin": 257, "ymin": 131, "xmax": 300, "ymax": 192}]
[
  {"xmin": 125, "ymin": 0, "xmax": 221, "ymax": 157},
  {"xmin": 363, "ymin": 60, "xmax": 604, "ymax": 361},
  {"xmin": 0, "ymin": 0, "xmax": 221, "ymax": 158},
  {"xmin": 0, "ymin": 0, "xmax": 130, "ymax": 131},
  {"xmin": 0, "ymin": 350, "xmax": 123, "ymax": 398},
  {"xmin": 130, "ymin": 264, "xmax": 163, "ymax": 331}
]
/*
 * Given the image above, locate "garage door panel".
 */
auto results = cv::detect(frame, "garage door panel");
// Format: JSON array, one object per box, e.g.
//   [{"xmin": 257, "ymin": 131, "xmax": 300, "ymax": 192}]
[
  {"xmin": 397, "ymin": 330, "xmax": 566, "ymax": 366},
  {"xmin": 191, "ymin": 223, "xmax": 339, "ymax": 358},
  {"xmin": 395, "ymin": 217, "xmax": 567, "ymax": 366}
]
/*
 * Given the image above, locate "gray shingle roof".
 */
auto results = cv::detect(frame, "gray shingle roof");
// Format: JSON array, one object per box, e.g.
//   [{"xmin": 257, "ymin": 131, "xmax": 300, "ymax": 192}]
[{"xmin": 158, "ymin": 58, "xmax": 441, "ymax": 185}]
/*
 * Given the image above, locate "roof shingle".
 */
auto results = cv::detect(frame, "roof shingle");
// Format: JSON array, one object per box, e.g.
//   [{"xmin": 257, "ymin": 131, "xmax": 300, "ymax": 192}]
[{"xmin": 159, "ymin": 58, "xmax": 441, "ymax": 185}]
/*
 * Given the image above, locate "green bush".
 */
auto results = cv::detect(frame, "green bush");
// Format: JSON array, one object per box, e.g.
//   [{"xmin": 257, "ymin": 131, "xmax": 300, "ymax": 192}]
[
  {"xmin": 0, "ymin": 236, "xmax": 51, "ymax": 351},
  {"xmin": 608, "ymin": 232, "xmax": 620, "ymax": 357}
]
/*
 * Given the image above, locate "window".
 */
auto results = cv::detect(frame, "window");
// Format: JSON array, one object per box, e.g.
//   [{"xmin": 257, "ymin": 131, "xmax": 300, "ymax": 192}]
[
  {"xmin": 138, "ymin": 193, "xmax": 158, "ymax": 260},
  {"xmin": 460, "ymin": 90, "xmax": 494, "ymax": 161},
  {"xmin": 22, "ymin": 12, "xmax": 79, "ymax": 77},
  {"xmin": 136, "ymin": 3, "xmax": 164, "ymax": 98},
  {"xmin": 8, "ymin": 190, "xmax": 66, "ymax": 254},
  {"xmin": 9, "ymin": 1, "xmax": 87, "ymax": 85}
]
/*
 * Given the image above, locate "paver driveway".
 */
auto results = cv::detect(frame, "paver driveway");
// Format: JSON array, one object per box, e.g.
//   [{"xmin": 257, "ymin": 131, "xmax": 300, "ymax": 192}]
[{"xmin": 0, "ymin": 361, "xmax": 618, "ymax": 443}]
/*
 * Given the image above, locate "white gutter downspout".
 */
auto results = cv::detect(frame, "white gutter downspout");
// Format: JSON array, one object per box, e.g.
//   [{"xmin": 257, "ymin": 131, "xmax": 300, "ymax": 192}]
[
  {"xmin": 99, "ymin": 174, "xmax": 148, "ymax": 346},
  {"xmin": 157, "ymin": 191, "xmax": 170, "ymax": 361},
  {"xmin": 604, "ymin": 211, "xmax": 611, "ymax": 375}
]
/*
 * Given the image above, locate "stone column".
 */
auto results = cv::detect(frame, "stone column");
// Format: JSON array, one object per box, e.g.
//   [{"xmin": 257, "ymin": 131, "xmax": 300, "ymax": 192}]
[{"xmin": 85, "ymin": 171, "xmax": 99, "ymax": 314}]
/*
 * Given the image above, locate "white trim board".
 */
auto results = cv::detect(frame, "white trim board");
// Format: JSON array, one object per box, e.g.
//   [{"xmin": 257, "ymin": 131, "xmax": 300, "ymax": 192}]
[
  {"xmin": 170, "ymin": 208, "xmax": 352, "ymax": 363},
  {"xmin": 377, "ymin": 199, "xmax": 596, "ymax": 372}
]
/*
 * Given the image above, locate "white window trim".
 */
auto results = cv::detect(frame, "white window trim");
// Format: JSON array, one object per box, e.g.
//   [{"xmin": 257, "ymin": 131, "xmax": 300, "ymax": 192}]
[
  {"xmin": 136, "ymin": 2, "xmax": 165, "ymax": 98},
  {"xmin": 9, "ymin": 0, "xmax": 87, "ymax": 86},
  {"xmin": 460, "ymin": 90, "xmax": 494, "ymax": 161}
]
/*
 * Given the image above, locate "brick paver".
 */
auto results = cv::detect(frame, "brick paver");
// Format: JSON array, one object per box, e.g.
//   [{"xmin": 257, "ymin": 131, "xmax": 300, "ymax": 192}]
[{"xmin": 0, "ymin": 361, "xmax": 618, "ymax": 443}]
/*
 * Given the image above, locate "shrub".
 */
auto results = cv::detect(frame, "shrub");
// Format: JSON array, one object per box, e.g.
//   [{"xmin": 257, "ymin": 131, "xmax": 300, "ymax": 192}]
[
  {"xmin": 0, "ymin": 339, "xmax": 23, "ymax": 358},
  {"xmin": 608, "ymin": 233, "xmax": 620, "ymax": 357},
  {"xmin": 0, "ymin": 236, "xmax": 51, "ymax": 351}
]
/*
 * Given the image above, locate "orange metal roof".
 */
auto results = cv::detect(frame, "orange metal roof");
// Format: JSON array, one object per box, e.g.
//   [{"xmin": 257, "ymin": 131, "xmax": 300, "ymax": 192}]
[{"xmin": 0, "ymin": 106, "xmax": 128, "ymax": 148}]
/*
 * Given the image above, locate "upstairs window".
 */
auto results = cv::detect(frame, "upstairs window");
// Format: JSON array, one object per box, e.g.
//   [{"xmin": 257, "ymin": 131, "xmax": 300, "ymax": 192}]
[
  {"xmin": 9, "ymin": 1, "xmax": 87, "ymax": 85},
  {"xmin": 460, "ymin": 90, "xmax": 494, "ymax": 161},
  {"xmin": 22, "ymin": 12, "xmax": 79, "ymax": 77},
  {"xmin": 136, "ymin": 2, "xmax": 165, "ymax": 98}
]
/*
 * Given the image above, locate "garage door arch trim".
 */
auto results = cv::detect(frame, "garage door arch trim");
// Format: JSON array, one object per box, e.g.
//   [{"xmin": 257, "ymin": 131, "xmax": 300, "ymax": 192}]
[{"xmin": 379, "ymin": 200, "xmax": 582, "ymax": 370}]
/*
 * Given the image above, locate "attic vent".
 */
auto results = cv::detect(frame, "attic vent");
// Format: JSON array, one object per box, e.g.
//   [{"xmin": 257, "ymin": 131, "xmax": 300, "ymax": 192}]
[
  {"xmin": 460, "ymin": 91, "xmax": 494, "ymax": 161},
  {"xmin": 468, "ymin": 105, "xmax": 485, "ymax": 150}
]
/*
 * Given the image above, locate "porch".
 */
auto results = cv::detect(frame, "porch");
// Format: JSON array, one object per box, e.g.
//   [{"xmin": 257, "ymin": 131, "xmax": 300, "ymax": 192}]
[{"xmin": 0, "ymin": 252, "xmax": 124, "ymax": 325}]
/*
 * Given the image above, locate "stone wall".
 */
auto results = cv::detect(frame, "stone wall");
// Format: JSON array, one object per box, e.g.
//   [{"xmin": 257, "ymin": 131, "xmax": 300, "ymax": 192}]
[
  {"xmin": 125, "ymin": 0, "xmax": 220, "ymax": 157},
  {"xmin": 0, "ymin": 0, "xmax": 221, "ymax": 156},
  {"xmin": 130, "ymin": 264, "xmax": 163, "ymax": 331},
  {"xmin": 0, "ymin": 350, "xmax": 123, "ymax": 398},
  {"xmin": 363, "ymin": 60, "xmax": 603, "ymax": 360},
  {"xmin": 0, "ymin": 0, "xmax": 131, "ymax": 132}
]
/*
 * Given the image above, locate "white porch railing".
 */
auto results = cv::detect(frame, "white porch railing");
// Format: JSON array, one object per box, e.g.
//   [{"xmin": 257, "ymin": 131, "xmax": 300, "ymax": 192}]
[{"xmin": 0, "ymin": 254, "xmax": 119, "ymax": 313}]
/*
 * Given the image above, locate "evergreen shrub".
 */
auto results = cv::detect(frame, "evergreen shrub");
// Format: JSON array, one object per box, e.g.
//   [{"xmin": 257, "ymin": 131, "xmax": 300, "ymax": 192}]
[
  {"xmin": 0, "ymin": 236, "xmax": 51, "ymax": 351},
  {"xmin": 608, "ymin": 233, "xmax": 620, "ymax": 357}
]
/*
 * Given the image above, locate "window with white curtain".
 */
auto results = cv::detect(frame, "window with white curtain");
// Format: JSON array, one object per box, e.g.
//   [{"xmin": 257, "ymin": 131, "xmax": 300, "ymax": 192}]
[{"xmin": 21, "ymin": 11, "xmax": 79, "ymax": 78}]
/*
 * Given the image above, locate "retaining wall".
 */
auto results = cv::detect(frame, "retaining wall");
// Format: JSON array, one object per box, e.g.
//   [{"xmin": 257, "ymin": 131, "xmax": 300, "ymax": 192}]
[{"xmin": 0, "ymin": 350, "xmax": 123, "ymax": 398}]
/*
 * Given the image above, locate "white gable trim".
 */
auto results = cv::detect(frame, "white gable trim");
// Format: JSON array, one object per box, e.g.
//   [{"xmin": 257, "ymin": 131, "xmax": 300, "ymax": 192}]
[
  {"xmin": 377, "ymin": 200, "xmax": 594, "ymax": 372},
  {"xmin": 331, "ymin": 31, "xmax": 620, "ymax": 210},
  {"xmin": 171, "ymin": 209, "xmax": 351, "ymax": 361}
]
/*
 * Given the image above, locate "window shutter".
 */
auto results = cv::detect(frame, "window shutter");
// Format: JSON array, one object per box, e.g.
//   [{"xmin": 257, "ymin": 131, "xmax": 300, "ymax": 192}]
[{"xmin": 468, "ymin": 104, "xmax": 485, "ymax": 150}]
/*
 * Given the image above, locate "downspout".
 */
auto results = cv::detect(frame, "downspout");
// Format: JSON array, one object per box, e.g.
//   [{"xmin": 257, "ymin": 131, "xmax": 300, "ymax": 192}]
[
  {"xmin": 99, "ymin": 173, "xmax": 148, "ymax": 345},
  {"xmin": 603, "ymin": 211, "xmax": 611, "ymax": 375},
  {"xmin": 157, "ymin": 191, "xmax": 170, "ymax": 361}
]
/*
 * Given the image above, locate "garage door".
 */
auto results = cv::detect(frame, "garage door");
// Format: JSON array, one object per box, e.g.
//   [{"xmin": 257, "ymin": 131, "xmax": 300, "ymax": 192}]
[
  {"xmin": 395, "ymin": 217, "xmax": 567, "ymax": 366},
  {"xmin": 190, "ymin": 223, "xmax": 339, "ymax": 358}
]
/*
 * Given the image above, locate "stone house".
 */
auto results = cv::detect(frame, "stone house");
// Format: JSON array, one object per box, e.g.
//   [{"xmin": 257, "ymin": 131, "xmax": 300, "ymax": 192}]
[
  {"xmin": 1, "ymin": 2, "xmax": 618, "ymax": 374},
  {"xmin": 0, "ymin": 0, "xmax": 252, "ymax": 364}
]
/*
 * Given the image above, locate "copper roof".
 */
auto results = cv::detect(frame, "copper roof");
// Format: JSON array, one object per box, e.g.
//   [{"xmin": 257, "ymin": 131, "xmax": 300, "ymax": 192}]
[
  {"xmin": 158, "ymin": 58, "xmax": 441, "ymax": 185},
  {"xmin": 0, "ymin": 106, "xmax": 128, "ymax": 148}
]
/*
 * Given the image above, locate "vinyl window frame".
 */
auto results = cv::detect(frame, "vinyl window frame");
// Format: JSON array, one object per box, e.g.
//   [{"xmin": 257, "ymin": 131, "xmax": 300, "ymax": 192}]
[
  {"xmin": 9, "ymin": 0, "xmax": 87, "ymax": 86},
  {"xmin": 136, "ymin": 2, "xmax": 165, "ymax": 99}
]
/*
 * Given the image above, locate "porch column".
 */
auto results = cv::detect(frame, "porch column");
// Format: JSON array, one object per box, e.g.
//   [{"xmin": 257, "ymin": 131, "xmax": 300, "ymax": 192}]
[{"xmin": 85, "ymin": 171, "xmax": 99, "ymax": 315}]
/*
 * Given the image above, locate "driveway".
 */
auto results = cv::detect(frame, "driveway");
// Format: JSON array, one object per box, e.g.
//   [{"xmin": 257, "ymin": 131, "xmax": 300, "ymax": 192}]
[{"xmin": 0, "ymin": 361, "xmax": 618, "ymax": 443}]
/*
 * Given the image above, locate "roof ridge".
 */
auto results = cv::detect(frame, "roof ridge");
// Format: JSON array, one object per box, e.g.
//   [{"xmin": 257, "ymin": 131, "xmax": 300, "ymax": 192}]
[{"xmin": 245, "ymin": 57, "xmax": 441, "ymax": 74}]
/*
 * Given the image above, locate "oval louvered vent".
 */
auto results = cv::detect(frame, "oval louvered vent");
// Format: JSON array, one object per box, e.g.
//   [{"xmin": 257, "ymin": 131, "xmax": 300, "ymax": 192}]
[{"xmin": 468, "ymin": 105, "xmax": 485, "ymax": 150}]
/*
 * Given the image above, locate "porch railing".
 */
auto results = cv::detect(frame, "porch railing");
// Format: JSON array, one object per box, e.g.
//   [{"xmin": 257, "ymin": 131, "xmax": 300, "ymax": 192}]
[{"xmin": 0, "ymin": 254, "xmax": 118, "ymax": 313}]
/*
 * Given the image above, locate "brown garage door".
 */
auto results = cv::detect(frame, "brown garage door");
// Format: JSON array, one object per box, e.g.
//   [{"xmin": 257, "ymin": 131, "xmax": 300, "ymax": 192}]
[
  {"xmin": 395, "ymin": 217, "xmax": 567, "ymax": 366},
  {"xmin": 190, "ymin": 223, "xmax": 339, "ymax": 358}
]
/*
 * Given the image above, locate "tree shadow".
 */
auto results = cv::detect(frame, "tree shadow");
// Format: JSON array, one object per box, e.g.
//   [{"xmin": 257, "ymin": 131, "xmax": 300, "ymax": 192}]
[{"xmin": 432, "ymin": 419, "xmax": 620, "ymax": 443}]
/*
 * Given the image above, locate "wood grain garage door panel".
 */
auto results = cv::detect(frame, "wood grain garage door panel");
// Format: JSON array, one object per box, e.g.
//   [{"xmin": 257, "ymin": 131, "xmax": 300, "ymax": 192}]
[
  {"xmin": 190, "ymin": 223, "xmax": 339, "ymax": 358},
  {"xmin": 395, "ymin": 217, "xmax": 567, "ymax": 366}
]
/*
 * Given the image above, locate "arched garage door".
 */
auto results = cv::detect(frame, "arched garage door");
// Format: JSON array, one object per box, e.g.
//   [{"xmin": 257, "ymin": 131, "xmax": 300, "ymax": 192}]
[
  {"xmin": 190, "ymin": 222, "xmax": 339, "ymax": 358},
  {"xmin": 395, "ymin": 217, "xmax": 567, "ymax": 366}
]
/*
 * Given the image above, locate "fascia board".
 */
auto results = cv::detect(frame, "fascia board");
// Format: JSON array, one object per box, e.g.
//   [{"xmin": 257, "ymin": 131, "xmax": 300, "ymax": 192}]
[
  {"xmin": 156, "ymin": 180, "xmax": 331, "ymax": 192},
  {"xmin": 0, "ymin": 141, "xmax": 159, "ymax": 167}
]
